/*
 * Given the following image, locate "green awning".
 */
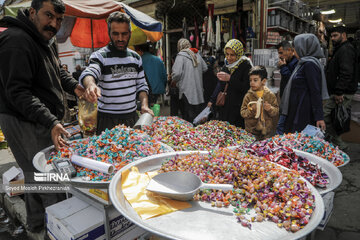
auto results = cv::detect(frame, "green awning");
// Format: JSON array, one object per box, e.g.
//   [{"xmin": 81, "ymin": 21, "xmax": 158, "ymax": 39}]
[{"xmin": 4, "ymin": 1, "xmax": 31, "ymax": 17}]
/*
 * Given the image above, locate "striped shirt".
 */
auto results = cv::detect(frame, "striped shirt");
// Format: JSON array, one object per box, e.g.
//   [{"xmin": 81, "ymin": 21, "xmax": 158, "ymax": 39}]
[{"xmin": 79, "ymin": 44, "xmax": 149, "ymax": 115}]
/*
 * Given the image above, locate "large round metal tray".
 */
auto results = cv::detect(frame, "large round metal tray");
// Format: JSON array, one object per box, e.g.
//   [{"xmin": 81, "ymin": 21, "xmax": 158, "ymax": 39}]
[
  {"xmin": 293, "ymin": 149, "xmax": 343, "ymax": 195},
  {"xmin": 32, "ymin": 141, "xmax": 174, "ymax": 188},
  {"xmin": 109, "ymin": 151, "xmax": 325, "ymax": 240},
  {"xmin": 227, "ymin": 146, "xmax": 342, "ymax": 195}
]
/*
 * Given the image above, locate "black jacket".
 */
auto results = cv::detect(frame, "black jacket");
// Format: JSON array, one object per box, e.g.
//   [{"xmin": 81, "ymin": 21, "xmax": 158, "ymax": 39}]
[
  {"xmin": 210, "ymin": 60, "xmax": 252, "ymax": 128},
  {"xmin": 0, "ymin": 9, "xmax": 78, "ymax": 129},
  {"xmin": 326, "ymin": 41, "xmax": 358, "ymax": 95}
]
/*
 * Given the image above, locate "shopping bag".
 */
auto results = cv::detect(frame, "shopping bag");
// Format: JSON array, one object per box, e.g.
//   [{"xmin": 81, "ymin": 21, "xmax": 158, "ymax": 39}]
[
  {"xmin": 301, "ymin": 124, "xmax": 325, "ymax": 139},
  {"xmin": 193, "ymin": 106, "xmax": 211, "ymax": 125},
  {"xmin": 151, "ymin": 104, "xmax": 160, "ymax": 116},
  {"xmin": 331, "ymin": 104, "xmax": 351, "ymax": 134}
]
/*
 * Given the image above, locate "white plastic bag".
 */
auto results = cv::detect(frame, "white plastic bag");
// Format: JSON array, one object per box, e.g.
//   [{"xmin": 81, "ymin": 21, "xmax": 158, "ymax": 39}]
[
  {"xmin": 193, "ymin": 107, "xmax": 211, "ymax": 125},
  {"xmin": 301, "ymin": 124, "xmax": 325, "ymax": 139}
]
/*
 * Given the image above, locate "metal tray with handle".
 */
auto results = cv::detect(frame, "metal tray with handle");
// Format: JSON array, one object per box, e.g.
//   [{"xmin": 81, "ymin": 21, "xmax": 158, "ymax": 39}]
[
  {"xmin": 32, "ymin": 140, "xmax": 174, "ymax": 188},
  {"xmin": 109, "ymin": 151, "xmax": 325, "ymax": 240}
]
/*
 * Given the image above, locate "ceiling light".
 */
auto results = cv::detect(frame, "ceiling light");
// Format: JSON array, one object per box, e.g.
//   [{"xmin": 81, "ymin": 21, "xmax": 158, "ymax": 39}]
[
  {"xmin": 328, "ymin": 18, "xmax": 342, "ymax": 23},
  {"xmin": 320, "ymin": 9, "xmax": 335, "ymax": 15}
]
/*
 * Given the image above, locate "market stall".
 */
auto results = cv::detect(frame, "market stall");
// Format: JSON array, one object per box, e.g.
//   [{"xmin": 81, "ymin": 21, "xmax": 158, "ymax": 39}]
[{"xmin": 33, "ymin": 113, "xmax": 349, "ymax": 239}]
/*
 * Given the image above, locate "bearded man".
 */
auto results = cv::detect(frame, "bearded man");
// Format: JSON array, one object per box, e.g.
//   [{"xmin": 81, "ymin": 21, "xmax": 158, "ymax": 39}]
[
  {"xmin": 0, "ymin": 0, "xmax": 85, "ymax": 232},
  {"xmin": 324, "ymin": 26, "xmax": 357, "ymax": 151},
  {"xmin": 80, "ymin": 11, "xmax": 153, "ymax": 134}
]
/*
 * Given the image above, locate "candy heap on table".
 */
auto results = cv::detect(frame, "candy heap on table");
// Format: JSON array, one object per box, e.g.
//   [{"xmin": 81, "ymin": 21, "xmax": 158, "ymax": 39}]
[
  {"xmin": 255, "ymin": 133, "xmax": 349, "ymax": 167},
  {"xmin": 159, "ymin": 148, "xmax": 315, "ymax": 232},
  {"xmin": 143, "ymin": 117, "xmax": 256, "ymax": 151},
  {"xmin": 48, "ymin": 125, "xmax": 170, "ymax": 181},
  {"xmin": 232, "ymin": 144, "xmax": 329, "ymax": 188}
]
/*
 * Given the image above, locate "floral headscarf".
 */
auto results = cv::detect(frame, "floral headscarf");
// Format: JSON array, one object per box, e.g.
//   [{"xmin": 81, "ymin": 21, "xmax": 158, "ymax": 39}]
[
  {"xmin": 224, "ymin": 39, "xmax": 250, "ymax": 74},
  {"xmin": 224, "ymin": 39, "xmax": 244, "ymax": 61}
]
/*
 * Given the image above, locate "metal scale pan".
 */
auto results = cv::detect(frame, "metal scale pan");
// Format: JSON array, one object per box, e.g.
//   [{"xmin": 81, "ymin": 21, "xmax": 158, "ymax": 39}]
[
  {"xmin": 109, "ymin": 151, "xmax": 325, "ymax": 240},
  {"xmin": 32, "ymin": 140, "xmax": 174, "ymax": 188}
]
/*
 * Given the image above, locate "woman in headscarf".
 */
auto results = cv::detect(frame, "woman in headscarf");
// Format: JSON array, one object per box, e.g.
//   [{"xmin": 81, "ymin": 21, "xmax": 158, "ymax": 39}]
[
  {"xmin": 171, "ymin": 38, "xmax": 208, "ymax": 123},
  {"xmin": 207, "ymin": 39, "xmax": 253, "ymax": 128},
  {"xmin": 279, "ymin": 33, "xmax": 328, "ymax": 133}
]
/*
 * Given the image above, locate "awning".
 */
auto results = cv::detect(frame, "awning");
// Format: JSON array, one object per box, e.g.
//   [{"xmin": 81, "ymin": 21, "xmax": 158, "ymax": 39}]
[
  {"xmin": 4, "ymin": 0, "xmax": 163, "ymax": 48},
  {"xmin": 63, "ymin": 0, "xmax": 122, "ymax": 19},
  {"xmin": 4, "ymin": 0, "xmax": 31, "ymax": 17},
  {"xmin": 65, "ymin": 0, "xmax": 163, "ymax": 48}
]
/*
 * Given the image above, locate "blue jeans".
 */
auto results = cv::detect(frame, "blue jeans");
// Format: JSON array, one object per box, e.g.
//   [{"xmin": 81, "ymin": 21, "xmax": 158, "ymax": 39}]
[{"xmin": 276, "ymin": 114, "xmax": 287, "ymax": 135}]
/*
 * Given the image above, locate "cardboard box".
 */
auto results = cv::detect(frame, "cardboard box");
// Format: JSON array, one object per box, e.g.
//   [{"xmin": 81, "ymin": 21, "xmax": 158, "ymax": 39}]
[
  {"xmin": 46, "ymin": 197, "xmax": 147, "ymax": 240},
  {"xmin": 77, "ymin": 187, "xmax": 110, "ymax": 205},
  {"xmin": 317, "ymin": 191, "xmax": 334, "ymax": 231},
  {"xmin": 2, "ymin": 166, "xmax": 24, "ymax": 197}
]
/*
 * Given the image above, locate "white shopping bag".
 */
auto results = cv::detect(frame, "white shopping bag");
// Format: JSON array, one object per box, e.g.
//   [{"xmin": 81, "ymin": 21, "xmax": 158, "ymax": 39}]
[
  {"xmin": 193, "ymin": 107, "xmax": 211, "ymax": 125},
  {"xmin": 301, "ymin": 124, "xmax": 325, "ymax": 139}
]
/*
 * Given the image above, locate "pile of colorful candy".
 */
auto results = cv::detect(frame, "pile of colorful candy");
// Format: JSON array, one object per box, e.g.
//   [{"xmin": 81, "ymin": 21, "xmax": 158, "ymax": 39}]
[
  {"xmin": 195, "ymin": 121, "xmax": 256, "ymax": 149},
  {"xmin": 142, "ymin": 116, "xmax": 195, "ymax": 150},
  {"xmin": 257, "ymin": 133, "xmax": 349, "ymax": 167},
  {"xmin": 143, "ymin": 117, "xmax": 255, "ymax": 151},
  {"xmin": 48, "ymin": 125, "xmax": 170, "ymax": 181},
  {"xmin": 233, "ymin": 143, "xmax": 329, "ymax": 188},
  {"xmin": 159, "ymin": 149, "xmax": 315, "ymax": 232}
]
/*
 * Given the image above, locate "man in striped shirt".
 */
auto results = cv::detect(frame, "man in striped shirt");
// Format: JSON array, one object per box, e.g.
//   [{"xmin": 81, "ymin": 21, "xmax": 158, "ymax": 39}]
[{"xmin": 80, "ymin": 11, "xmax": 153, "ymax": 134}]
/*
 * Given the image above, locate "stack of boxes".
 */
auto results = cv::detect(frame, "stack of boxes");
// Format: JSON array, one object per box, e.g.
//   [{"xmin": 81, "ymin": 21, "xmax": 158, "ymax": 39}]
[
  {"xmin": 266, "ymin": 31, "xmax": 284, "ymax": 45},
  {"xmin": 253, "ymin": 49, "xmax": 278, "ymax": 68}
]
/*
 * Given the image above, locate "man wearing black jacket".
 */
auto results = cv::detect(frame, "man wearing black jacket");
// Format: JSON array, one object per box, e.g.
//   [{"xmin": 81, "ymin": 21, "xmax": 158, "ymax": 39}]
[
  {"xmin": 277, "ymin": 41, "xmax": 298, "ymax": 98},
  {"xmin": 324, "ymin": 26, "xmax": 358, "ymax": 151},
  {"xmin": 0, "ymin": 0, "xmax": 85, "ymax": 232}
]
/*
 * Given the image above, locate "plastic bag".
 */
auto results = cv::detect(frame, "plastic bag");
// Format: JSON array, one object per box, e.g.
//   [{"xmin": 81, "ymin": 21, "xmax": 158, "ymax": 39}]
[
  {"xmin": 331, "ymin": 104, "xmax": 351, "ymax": 134},
  {"xmin": 151, "ymin": 104, "xmax": 160, "ymax": 116},
  {"xmin": 301, "ymin": 124, "xmax": 325, "ymax": 139},
  {"xmin": 193, "ymin": 106, "xmax": 211, "ymax": 125},
  {"xmin": 78, "ymin": 98, "xmax": 97, "ymax": 137}
]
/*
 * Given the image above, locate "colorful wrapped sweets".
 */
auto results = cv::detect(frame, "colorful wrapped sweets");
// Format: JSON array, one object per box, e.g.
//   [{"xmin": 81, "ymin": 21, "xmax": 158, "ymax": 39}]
[
  {"xmin": 48, "ymin": 125, "xmax": 170, "ymax": 181},
  {"xmin": 256, "ymin": 133, "xmax": 349, "ymax": 167},
  {"xmin": 159, "ymin": 148, "xmax": 316, "ymax": 232},
  {"xmin": 143, "ymin": 117, "xmax": 256, "ymax": 151},
  {"xmin": 232, "ymin": 143, "xmax": 329, "ymax": 188}
]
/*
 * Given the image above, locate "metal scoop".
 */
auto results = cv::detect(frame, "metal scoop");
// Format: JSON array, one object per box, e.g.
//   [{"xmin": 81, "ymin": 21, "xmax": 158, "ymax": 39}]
[{"xmin": 146, "ymin": 171, "xmax": 233, "ymax": 201}]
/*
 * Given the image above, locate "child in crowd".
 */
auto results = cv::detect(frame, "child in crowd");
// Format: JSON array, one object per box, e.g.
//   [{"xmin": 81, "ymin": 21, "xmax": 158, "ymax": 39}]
[{"xmin": 241, "ymin": 66, "xmax": 279, "ymax": 140}]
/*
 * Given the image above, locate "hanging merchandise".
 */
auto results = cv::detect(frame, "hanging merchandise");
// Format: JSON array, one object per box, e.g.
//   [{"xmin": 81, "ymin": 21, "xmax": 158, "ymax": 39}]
[
  {"xmin": 194, "ymin": 16, "xmax": 200, "ymax": 49},
  {"xmin": 190, "ymin": 32, "xmax": 195, "ymax": 43},
  {"xmin": 156, "ymin": 39, "xmax": 163, "ymax": 61},
  {"xmin": 207, "ymin": 4, "xmax": 215, "ymax": 48},
  {"xmin": 231, "ymin": 20, "xmax": 236, "ymax": 39},
  {"xmin": 246, "ymin": 27, "xmax": 256, "ymax": 38},
  {"xmin": 201, "ymin": 16, "xmax": 208, "ymax": 46},
  {"xmin": 220, "ymin": 16, "xmax": 230, "ymax": 33},
  {"xmin": 182, "ymin": 17, "xmax": 188, "ymax": 39},
  {"xmin": 223, "ymin": 32, "xmax": 230, "ymax": 43},
  {"xmin": 215, "ymin": 16, "xmax": 221, "ymax": 51}
]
